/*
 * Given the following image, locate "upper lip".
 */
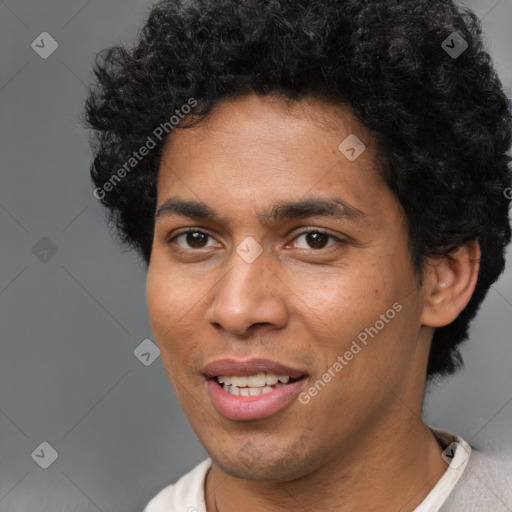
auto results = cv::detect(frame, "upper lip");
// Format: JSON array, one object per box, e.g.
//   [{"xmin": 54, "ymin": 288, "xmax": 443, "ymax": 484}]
[{"xmin": 203, "ymin": 358, "xmax": 307, "ymax": 380}]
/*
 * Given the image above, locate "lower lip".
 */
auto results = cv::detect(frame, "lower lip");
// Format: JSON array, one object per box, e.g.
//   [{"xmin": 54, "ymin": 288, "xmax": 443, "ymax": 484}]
[{"xmin": 207, "ymin": 378, "xmax": 307, "ymax": 421}]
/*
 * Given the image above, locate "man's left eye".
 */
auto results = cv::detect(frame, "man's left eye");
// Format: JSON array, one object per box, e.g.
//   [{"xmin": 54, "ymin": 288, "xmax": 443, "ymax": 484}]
[{"xmin": 291, "ymin": 231, "xmax": 339, "ymax": 250}]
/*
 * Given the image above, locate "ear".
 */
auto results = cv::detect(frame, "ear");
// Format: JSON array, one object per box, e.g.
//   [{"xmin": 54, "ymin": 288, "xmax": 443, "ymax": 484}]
[{"xmin": 420, "ymin": 241, "xmax": 481, "ymax": 328}]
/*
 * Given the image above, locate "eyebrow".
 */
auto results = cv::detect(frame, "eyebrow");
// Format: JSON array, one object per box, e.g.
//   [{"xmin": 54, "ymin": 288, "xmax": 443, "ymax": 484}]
[{"xmin": 155, "ymin": 196, "xmax": 368, "ymax": 226}]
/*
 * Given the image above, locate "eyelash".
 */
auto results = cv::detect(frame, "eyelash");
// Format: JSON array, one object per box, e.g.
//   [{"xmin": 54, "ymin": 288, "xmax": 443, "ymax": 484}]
[{"xmin": 166, "ymin": 227, "xmax": 345, "ymax": 253}]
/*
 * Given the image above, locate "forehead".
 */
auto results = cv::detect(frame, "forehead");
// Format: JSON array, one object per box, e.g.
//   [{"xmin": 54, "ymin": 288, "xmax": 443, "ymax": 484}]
[
  {"xmin": 159, "ymin": 94, "xmax": 379, "ymax": 173},
  {"xmin": 155, "ymin": 93, "xmax": 390, "ymax": 223},
  {"xmin": 164, "ymin": 93, "xmax": 372, "ymax": 149}
]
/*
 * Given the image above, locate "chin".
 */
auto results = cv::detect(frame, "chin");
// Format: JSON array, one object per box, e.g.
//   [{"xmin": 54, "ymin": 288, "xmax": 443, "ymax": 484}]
[{"xmin": 207, "ymin": 437, "xmax": 316, "ymax": 482}]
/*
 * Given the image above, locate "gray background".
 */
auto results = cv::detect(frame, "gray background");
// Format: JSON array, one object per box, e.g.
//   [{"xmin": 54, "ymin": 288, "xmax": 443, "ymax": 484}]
[{"xmin": 0, "ymin": 0, "xmax": 511, "ymax": 511}]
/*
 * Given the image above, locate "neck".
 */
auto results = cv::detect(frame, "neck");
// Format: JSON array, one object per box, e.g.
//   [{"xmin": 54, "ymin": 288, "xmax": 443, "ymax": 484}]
[{"xmin": 205, "ymin": 418, "xmax": 447, "ymax": 512}]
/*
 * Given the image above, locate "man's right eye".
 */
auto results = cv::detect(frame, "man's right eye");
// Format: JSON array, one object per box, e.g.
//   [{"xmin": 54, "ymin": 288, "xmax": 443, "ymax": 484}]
[{"xmin": 168, "ymin": 229, "xmax": 219, "ymax": 250}]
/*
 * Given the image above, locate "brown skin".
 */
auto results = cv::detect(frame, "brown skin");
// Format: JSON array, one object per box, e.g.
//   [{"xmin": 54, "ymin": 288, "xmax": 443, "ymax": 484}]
[{"xmin": 146, "ymin": 93, "xmax": 480, "ymax": 512}]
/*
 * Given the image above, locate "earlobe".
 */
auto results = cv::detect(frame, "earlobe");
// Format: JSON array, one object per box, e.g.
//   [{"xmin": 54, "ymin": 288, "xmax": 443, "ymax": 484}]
[{"xmin": 420, "ymin": 242, "xmax": 481, "ymax": 328}]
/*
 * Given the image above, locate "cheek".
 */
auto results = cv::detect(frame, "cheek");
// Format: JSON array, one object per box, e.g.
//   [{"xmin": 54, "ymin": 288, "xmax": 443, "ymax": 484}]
[
  {"xmin": 310, "ymin": 267, "xmax": 397, "ymax": 330},
  {"xmin": 146, "ymin": 256, "xmax": 215, "ymax": 371},
  {"xmin": 146, "ymin": 262, "xmax": 198, "ymax": 369},
  {"xmin": 146, "ymin": 268, "xmax": 172, "ymax": 337},
  {"xmin": 147, "ymin": 257, "xmax": 199, "ymax": 332},
  {"xmin": 312, "ymin": 266, "xmax": 418, "ymax": 372}
]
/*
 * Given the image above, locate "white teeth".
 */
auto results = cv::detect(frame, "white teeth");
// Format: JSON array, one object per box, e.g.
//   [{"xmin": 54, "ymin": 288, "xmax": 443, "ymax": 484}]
[
  {"xmin": 222, "ymin": 383, "xmax": 277, "ymax": 396},
  {"xmin": 247, "ymin": 373, "xmax": 267, "ymax": 387},
  {"xmin": 217, "ymin": 372, "xmax": 299, "ymax": 397},
  {"xmin": 266, "ymin": 374, "xmax": 279, "ymax": 385},
  {"xmin": 217, "ymin": 373, "xmax": 291, "ymax": 388},
  {"xmin": 231, "ymin": 376, "xmax": 248, "ymax": 387},
  {"xmin": 229, "ymin": 385, "xmax": 240, "ymax": 396}
]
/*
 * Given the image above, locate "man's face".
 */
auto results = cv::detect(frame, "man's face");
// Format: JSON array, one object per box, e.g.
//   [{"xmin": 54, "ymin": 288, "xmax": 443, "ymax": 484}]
[{"xmin": 147, "ymin": 93, "xmax": 432, "ymax": 481}]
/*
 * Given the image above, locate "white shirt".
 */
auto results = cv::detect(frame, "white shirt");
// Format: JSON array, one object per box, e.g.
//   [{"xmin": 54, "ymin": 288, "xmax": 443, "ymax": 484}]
[{"xmin": 144, "ymin": 427, "xmax": 512, "ymax": 511}]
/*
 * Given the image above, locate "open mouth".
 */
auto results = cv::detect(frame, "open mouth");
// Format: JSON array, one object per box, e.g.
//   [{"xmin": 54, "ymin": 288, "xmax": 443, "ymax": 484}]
[
  {"xmin": 204, "ymin": 358, "xmax": 308, "ymax": 420},
  {"xmin": 213, "ymin": 373, "xmax": 303, "ymax": 396}
]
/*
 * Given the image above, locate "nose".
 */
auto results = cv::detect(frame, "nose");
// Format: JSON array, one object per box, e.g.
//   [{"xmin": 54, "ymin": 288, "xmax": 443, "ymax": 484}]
[{"xmin": 205, "ymin": 245, "xmax": 289, "ymax": 336}]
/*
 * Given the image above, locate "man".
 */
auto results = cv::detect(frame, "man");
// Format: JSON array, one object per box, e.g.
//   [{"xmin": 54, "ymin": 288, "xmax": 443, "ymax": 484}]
[{"xmin": 84, "ymin": 0, "xmax": 512, "ymax": 510}]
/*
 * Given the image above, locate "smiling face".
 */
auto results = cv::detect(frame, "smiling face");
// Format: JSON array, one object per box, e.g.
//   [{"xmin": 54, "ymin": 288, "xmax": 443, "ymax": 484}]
[{"xmin": 146, "ymin": 93, "xmax": 434, "ymax": 481}]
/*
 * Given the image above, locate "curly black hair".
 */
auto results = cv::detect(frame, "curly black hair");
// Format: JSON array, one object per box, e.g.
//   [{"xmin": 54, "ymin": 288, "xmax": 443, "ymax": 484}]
[{"xmin": 84, "ymin": 0, "xmax": 512, "ymax": 380}]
